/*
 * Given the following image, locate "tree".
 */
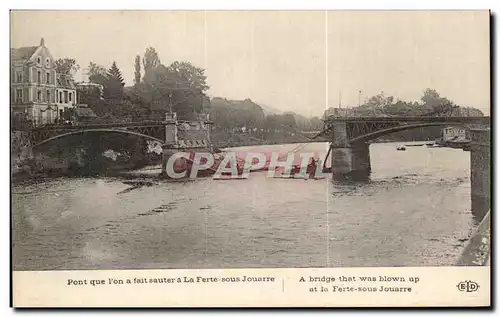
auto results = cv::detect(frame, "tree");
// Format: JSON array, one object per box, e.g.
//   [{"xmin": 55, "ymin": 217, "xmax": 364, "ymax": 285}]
[
  {"xmin": 106, "ymin": 62, "xmax": 125, "ymax": 100},
  {"xmin": 210, "ymin": 98, "xmax": 232, "ymax": 131},
  {"xmin": 108, "ymin": 61, "xmax": 124, "ymax": 85},
  {"xmin": 86, "ymin": 62, "xmax": 108, "ymax": 86},
  {"xmin": 209, "ymin": 97, "xmax": 266, "ymax": 132},
  {"xmin": 54, "ymin": 58, "xmax": 80, "ymax": 80},
  {"xmin": 134, "ymin": 55, "xmax": 141, "ymax": 86},
  {"xmin": 226, "ymin": 99, "xmax": 265, "ymax": 130},
  {"xmin": 264, "ymin": 114, "xmax": 282, "ymax": 133},
  {"xmin": 136, "ymin": 56, "xmax": 211, "ymax": 120},
  {"xmin": 281, "ymin": 113, "xmax": 297, "ymax": 130},
  {"xmin": 77, "ymin": 84, "xmax": 103, "ymax": 106},
  {"xmin": 166, "ymin": 61, "xmax": 210, "ymax": 92},
  {"xmin": 164, "ymin": 61, "xmax": 210, "ymax": 119},
  {"xmin": 420, "ymin": 88, "xmax": 458, "ymax": 116},
  {"xmin": 421, "ymin": 88, "xmax": 442, "ymax": 106},
  {"xmin": 77, "ymin": 62, "xmax": 107, "ymax": 111},
  {"xmin": 142, "ymin": 47, "xmax": 161, "ymax": 83},
  {"xmin": 357, "ymin": 92, "xmax": 395, "ymax": 116}
]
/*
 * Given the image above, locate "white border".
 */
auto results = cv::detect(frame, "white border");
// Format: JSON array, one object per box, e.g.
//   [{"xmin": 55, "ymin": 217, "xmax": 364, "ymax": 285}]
[
  {"xmin": 4, "ymin": 1, "xmax": 500, "ymax": 10},
  {"xmin": 2, "ymin": 1, "xmax": 498, "ymax": 315}
]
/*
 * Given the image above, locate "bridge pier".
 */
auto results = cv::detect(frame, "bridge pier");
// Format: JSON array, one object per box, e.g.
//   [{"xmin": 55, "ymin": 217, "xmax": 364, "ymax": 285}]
[
  {"xmin": 329, "ymin": 121, "xmax": 371, "ymax": 180},
  {"xmin": 159, "ymin": 113, "xmax": 213, "ymax": 177},
  {"xmin": 161, "ymin": 113, "xmax": 179, "ymax": 177},
  {"xmin": 330, "ymin": 143, "xmax": 371, "ymax": 179},
  {"xmin": 470, "ymin": 128, "xmax": 490, "ymax": 222}
]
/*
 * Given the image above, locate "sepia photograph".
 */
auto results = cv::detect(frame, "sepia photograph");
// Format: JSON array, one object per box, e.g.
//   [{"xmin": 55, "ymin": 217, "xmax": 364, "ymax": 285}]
[{"xmin": 9, "ymin": 9, "xmax": 491, "ymax": 307}]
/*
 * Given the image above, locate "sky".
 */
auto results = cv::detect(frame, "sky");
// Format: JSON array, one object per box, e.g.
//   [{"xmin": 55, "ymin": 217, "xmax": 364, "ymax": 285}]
[{"xmin": 10, "ymin": 10, "xmax": 490, "ymax": 116}]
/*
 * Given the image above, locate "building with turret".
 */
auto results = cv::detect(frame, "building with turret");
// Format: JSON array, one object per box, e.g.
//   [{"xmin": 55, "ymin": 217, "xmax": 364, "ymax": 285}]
[{"xmin": 10, "ymin": 38, "xmax": 77, "ymax": 126}]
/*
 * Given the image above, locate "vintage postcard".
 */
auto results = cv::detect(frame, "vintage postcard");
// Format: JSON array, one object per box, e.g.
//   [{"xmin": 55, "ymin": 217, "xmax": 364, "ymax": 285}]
[{"xmin": 10, "ymin": 10, "xmax": 491, "ymax": 307}]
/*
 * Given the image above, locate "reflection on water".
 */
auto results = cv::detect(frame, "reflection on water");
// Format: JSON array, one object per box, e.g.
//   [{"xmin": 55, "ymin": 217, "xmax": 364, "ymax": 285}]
[{"xmin": 12, "ymin": 142, "xmax": 486, "ymax": 270}]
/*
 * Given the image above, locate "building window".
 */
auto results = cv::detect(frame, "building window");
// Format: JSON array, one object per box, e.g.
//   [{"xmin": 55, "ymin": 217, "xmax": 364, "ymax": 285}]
[
  {"xmin": 64, "ymin": 91, "xmax": 68, "ymax": 103},
  {"xmin": 15, "ymin": 89, "xmax": 22, "ymax": 103},
  {"xmin": 69, "ymin": 92, "xmax": 72, "ymax": 102},
  {"xmin": 46, "ymin": 72, "xmax": 50, "ymax": 84},
  {"xmin": 59, "ymin": 91, "xmax": 63, "ymax": 103},
  {"xmin": 37, "ymin": 57, "xmax": 41, "ymax": 65},
  {"xmin": 47, "ymin": 90, "xmax": 51, "ymax": 103},
  {"xmin": 16, "ymin": 71, "xmax": 22, "ymax": 83},
  {"xmin": 37, "ymin": 90, "xmax": 41, "ymax": 102},
  {"xmin": 37, "ymin": 71, "xmax": 41, "ymax": 83},
  {"xmin": 45, "ymin": 58, "xmax": 50, "ymax": 68}
]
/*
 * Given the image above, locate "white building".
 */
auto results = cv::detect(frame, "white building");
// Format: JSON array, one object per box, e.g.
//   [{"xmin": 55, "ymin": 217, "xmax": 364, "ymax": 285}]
[
  {"xmin": 55, "ymin": 73, "xmax": 77, "ymax": 113},
  {"xmin": 442, "ymin": 126, "xmax": 467, "ymax": 142},
  {"xmin": 10, "ymin": 38, "xmax": 77, "ymax": 126}
]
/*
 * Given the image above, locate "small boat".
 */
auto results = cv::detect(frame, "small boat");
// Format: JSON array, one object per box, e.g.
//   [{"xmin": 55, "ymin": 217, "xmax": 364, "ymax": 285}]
[
  {"xmin": 405, "ymin": 144, "xmax": 424, "ymax": 147},
  {"xmin": 396, "ymin": 146, "xmax": 406, "ymax": 151}
]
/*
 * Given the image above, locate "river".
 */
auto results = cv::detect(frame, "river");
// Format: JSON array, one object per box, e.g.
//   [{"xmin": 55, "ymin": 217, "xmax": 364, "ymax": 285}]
[{"xmin": 12, "ymin": 142, "xmax": 479, "ymax": 270}]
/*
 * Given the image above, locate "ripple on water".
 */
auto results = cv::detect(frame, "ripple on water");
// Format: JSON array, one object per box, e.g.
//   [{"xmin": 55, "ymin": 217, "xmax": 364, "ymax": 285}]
[
  {"xmin": 82, "ymin": 241, "xmax": 116, "ymax": 263},
  {"xmin": 12, "ymin": 142, "xmax": 477, "ymax": 270},
  {"xmin": 137, "ymin": 202, "xmax": 178, "ymax": 217}
]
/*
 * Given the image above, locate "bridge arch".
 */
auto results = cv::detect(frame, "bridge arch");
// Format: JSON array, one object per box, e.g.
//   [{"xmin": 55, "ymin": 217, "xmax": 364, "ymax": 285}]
[
  {"xmin": 348, "ymin": 122, "xmax": 469, "ymax": 144},
  {"xmin": 32, "ymin": 128, "xmax": 165, "ymax": 149}
]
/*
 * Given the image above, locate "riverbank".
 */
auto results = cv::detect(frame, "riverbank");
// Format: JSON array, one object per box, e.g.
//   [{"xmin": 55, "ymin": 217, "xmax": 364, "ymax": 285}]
[
  {"xmin": 10, "ymin": 129, "xmax": 164, "ymax": 185},
  {"xmin": 210, "ymin": 131, "xmax": 321, "ymax": 148}
]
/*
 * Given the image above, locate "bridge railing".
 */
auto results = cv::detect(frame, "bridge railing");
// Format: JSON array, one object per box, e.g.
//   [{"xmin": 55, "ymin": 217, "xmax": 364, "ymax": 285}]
[
  {"xmin": 30, "ymin": 119, "xmax": 213, "ymax": 130},
  {"xmin": 325, "ymin": 116, "xmax": 490, "ymax": 123},
  {"xmin": 31, "ymin": 121, "xmax": 167, "ymax": 130}
]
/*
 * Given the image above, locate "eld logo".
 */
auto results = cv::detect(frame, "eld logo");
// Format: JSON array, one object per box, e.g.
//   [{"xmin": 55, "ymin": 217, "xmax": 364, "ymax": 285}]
[{"xmin": 457, "ymin": 280, "xmax": 480, "ymax": 292}]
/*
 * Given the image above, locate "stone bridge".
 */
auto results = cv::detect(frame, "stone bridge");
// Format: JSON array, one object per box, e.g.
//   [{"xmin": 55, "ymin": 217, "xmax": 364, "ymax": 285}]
[
  {"xmin": 29, "ymin": 113, "xmax": 213, "ymax": 151},
  {"xmin": 321, "ymin": 116, "xmax": 490, "ymax": 177}
]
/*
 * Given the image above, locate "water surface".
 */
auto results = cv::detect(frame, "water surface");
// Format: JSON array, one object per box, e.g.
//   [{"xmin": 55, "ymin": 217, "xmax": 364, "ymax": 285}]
[{"xmin": 12, "ymin": 142, "xmax": 476, "ymax": 270}]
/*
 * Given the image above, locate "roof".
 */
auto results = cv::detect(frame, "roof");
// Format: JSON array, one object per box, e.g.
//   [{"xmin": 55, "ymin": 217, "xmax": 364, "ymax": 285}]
[
  {"xmin": 76, "ymin": 82, "xmax": 104, "ymax": 90},
  {"xmin": 56, "ymin": 74, "xmax": 76, "ymax": 89},
  {"xmin": 11, "ymin": 46, "xmax": 38, "ymax": 62}
]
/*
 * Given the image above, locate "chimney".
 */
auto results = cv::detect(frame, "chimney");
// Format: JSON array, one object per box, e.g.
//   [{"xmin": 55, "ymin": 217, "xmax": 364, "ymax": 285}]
[{"xmin": 40, "ymin": 38, "xmax": 45, "ymax": 46}]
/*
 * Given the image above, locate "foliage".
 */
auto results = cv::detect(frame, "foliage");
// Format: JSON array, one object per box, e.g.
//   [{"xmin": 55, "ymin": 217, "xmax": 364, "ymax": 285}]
[
  {"xmin": 54, "ymin": 58, "xmax": 80, "ymax": 80},
  {"xmin": 78, "ymin": 84, "xmax": 104, "ymax": 106},
  {"xmin": 134, "ymin": 55, "xmax": 141, "ymax": 86},
  {"xmin": 281, "ymin": 112, "xmax": 297, "ymax": 130},
  {"xmin": 71, "ymin": 47, "xmax": 214, "ymax": 122},
  {"xmin": 322, "ymin": 89, "xmax": 484, "ymax": 142},
  {"xmin": 136, "ymin": 55, "xmax": 210, "ymax": 120},
  {"xmin": 106, "ymin": 62, "xmax": 125, "ymax": 100},
  {"xmin": 324, "ymin": 88, "xmax": 483, "ymax": 119},
  {"xmin": 210, "ymin": 98, "xmax": 265, "ymax": 131},
  {"xmin": 142, "ymin": 47, "xmax": 161, "ymax": 82},
  {"xmin": 166, "ymin": 61, "xmax": 210, "ymax": 92},
  {"xmin": 80, "ymin": 61, "xmax": 125, "ymax": 101},
  {"xmin": 86, "ymin": 62, "xmax": 108, "ymax": 86},
  {"xmin": 108, "ymin": 61, "xmax": 125, "ymax": 85},
  {"xmin": 208, "ymin": 98, "xmax": 326, "ymax": 138}
]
